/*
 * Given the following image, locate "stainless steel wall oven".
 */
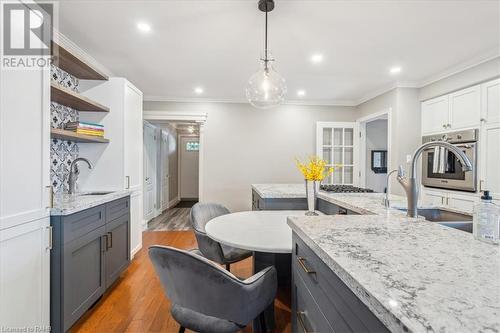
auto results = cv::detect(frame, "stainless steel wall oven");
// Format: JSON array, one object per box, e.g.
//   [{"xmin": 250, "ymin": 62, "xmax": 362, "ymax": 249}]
[{"xmin": 421, "ymin": 129, "xmax": 478, "ymax": 192}]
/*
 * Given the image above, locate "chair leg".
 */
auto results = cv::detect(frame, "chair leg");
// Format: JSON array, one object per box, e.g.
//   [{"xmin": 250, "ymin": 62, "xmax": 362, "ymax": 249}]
[
  {"xmin": 178, "ymin": 326, "xmax": 185, "ymax": 333},
  {"xmin": 259, "ymin": 312, "xmax": 267, "ymax": 333},
  {"xmin": 225, "ymin": 263, "xmax": 230, "ymax": 271}
]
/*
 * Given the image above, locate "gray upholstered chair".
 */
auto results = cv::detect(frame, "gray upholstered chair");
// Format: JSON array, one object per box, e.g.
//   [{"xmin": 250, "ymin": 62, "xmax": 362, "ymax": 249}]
[
  {"xmin": 149, "ymin": 246, "xmax": 277, "ymax": 333},
  {"xmin": 190, "ymin": 203, "xmax": 252, "ymax": 270}
]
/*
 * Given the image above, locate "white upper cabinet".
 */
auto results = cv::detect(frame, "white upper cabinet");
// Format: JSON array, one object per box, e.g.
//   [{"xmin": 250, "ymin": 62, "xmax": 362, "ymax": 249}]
[
  {"xmin": 481, "ymin": 78, "xmax": 500, "ymax": 125},
  {"xmin": 421, "ymin": 95, "xmax": 449, "ymax": 134},
  {"xmin": 449, "ymin": 85, "xmax": 480, "ymax": 130},
  {"xmin": 421, "ymin": 84, "xmax": 481, "ymax": 134}
]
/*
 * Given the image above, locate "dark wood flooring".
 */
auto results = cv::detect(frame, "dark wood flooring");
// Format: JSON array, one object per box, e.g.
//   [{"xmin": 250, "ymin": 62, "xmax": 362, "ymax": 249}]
[{"xmin": 70, "ymin": 231, "xmax": 292, "ymax": 333}]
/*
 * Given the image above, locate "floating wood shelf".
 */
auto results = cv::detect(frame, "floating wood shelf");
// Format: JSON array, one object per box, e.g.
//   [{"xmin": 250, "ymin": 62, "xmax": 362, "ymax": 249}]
[
  {"xmin": 51, "ymin": 81, "xmax": 109, "ymax": 113},
  {"xmin": 51, "ymin": 41, "xmax": 109, "ymax": 80},
  {"xmin": 51, "ymin": 128, "xmax": 109, "ymax": 143}
]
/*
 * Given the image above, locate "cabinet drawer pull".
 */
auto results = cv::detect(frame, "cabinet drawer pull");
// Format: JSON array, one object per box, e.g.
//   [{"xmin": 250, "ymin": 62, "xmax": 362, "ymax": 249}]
[
  {"xmin": 107, "ymin": 232, "xmax": 113, "ymax": 249},
  {"xmin": 102, "ymin": 235, "xmax": 108, "ymax": 252},
  {"xmin": 297, "ymin": 311, "xmax": 314, "ymax": 333},
  {"xmin": 297, "ymin": 257, "xmax": 316, "ymax": 274}
]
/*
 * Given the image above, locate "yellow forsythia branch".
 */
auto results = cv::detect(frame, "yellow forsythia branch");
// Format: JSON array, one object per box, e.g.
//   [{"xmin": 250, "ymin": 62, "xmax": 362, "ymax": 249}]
[{"xmin": 295, "ymin": 156, "xmax": 335, "ymax": 181}]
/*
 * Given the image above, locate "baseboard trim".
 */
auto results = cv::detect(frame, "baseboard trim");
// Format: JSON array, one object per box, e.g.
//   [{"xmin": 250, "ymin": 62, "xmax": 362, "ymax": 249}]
[
  {"xmin": 131, "ymin": 243, "xmax": 142, "ymax": 259},
  {"xmin": 168, "ymin": 197, "xmax": 180, "ymax": 208}
]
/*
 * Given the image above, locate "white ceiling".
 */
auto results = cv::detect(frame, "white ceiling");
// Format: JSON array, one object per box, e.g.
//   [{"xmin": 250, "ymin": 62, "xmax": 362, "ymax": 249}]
[{"xmin": 58, "ymin": 0, "xmax": 500, "ymax": 106}]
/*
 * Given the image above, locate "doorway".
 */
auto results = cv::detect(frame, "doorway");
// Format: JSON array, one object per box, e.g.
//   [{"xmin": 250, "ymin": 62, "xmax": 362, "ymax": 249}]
[
  {"xmin": 142, "ymin": 117, "xmax": 202, "ymax": 231},
  {"xmin": 357, "ymin": 109, "xmax": 392, "ymax": 193}
]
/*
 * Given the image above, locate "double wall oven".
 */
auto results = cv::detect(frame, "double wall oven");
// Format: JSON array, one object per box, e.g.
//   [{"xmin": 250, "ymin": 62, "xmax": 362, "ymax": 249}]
[{"xmin": 421, "ymin": 129, "xmax": 478, "ymax": 192}]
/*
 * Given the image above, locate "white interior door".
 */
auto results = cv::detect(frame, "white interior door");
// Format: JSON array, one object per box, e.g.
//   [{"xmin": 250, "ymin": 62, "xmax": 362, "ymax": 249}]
[
  {"xmin": 161, "ymin": 131, "xmax": 169, "ymax": 210},
  {"xmin": 143, "ymin": 124, "xmax": 157, "ymax": 221},
  {"xmin": 316, "ymin": 122, "xmax": 359, "ymax": 186},
  {"xmin": 180, "ymin": 136, "xmax": 200, "ymax": 199}
]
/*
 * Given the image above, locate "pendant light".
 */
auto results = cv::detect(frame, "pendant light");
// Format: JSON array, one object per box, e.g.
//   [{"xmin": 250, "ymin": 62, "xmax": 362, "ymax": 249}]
[{"xmin": 246, "ymin": 0, "xmax": 287, "ymax": 109}]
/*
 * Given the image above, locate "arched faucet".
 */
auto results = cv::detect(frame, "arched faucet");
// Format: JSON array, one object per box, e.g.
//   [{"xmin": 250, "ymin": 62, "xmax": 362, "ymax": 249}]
[
  {"xmin": 68, "ymin": 157, "xmax": 93, "ymax": 194},
  {"xmin": 397, "ymin": 141, "xmax": 473, "ymax": 217}
]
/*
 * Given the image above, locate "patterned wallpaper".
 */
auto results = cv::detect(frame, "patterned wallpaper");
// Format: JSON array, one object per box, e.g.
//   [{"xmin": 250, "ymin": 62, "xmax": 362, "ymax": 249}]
[{"xmin": 50, "ymin": 66, "xmax": 80, "ymax": 193}]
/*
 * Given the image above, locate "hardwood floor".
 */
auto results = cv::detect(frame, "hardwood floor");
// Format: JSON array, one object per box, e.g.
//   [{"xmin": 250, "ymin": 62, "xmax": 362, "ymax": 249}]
[
  {"xmin": 70, "ymin": 231, "xmax": 292, "ymax": 333},
  {"xmin": 147, "ymin": 208, "xmax": 192, "ymax": 231}
]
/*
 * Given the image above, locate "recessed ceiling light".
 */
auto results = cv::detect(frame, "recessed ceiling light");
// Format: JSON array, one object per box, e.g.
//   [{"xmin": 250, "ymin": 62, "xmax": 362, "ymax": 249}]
[
  {"xmin": 297, "ymin": 90, "xmax": 306, "ymax": 97},
  {"xmin": 194, "ymin": 87, "xmax": 204, "ymax": 94},
  {"xmin": 390, "ymin": 66, "xmax": 402, "ymax": 74},
  {"xmin": 137, "ymin": 22, "xmax": 151, "ymax": 32},
  {"xmin": 311, "ymin": 53, "xmax": 324, "ymax": 64}
]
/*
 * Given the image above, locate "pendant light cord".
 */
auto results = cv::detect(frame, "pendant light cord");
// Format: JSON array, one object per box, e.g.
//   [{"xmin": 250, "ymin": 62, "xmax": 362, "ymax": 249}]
[{"xmin": 264, "ymin": 2, "xmax": 269, "ymax": 69}]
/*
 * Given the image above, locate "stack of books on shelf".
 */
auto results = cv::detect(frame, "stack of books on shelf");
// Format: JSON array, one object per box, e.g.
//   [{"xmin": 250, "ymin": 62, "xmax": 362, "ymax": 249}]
[{"xmin": 65, "ymin": 121, "xmax": 104, "ymax": 137}]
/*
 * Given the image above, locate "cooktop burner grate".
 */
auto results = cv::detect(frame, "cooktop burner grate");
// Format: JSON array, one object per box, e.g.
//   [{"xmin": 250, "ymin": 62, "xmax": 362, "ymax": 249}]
[{"xmin": 320, "ymin": 185, "xmax": 374, "ymax": 193}]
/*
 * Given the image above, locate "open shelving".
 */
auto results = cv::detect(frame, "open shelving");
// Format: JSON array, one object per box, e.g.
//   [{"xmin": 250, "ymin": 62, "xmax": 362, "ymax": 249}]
[
  {"xmin": 51, "ymin": 81, "xmax": 109, "ymax": 112},
  {"xmin": 51, "ymin": 128, "xmax": 109, "ymax": 143},
  {"xmin": 51, "ymin": 41, "xmax": 109, "ymax": 81}
]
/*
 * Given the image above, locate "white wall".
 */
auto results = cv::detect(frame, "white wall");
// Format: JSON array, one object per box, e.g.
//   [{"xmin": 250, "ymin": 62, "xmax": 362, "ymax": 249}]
[
  {"xmin": 144, "ymin": 101, "xmax": 357, "ymax": 211},
  {"xmin": 365, "ymin": 119, "xmax": 388, "ymax": 192},
  {"xmin": 356, "ymin": 88, "xmax": 421, "ymax": 195}
]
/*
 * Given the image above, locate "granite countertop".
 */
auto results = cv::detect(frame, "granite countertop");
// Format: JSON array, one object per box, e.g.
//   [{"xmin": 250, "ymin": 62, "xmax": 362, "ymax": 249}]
[
  {"xmin": 262, "ymin": 183, "xmax": 500, "ymax": 333},
  {"xmin": 51, "ymin": 190, "xmax": 131, "ymax": 216},
  {"xmin": 252, "ymin": 183, "xmax": 306, "ymax": 198}
]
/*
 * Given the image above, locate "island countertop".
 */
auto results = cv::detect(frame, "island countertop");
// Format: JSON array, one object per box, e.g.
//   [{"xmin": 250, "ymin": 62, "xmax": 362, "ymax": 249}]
[
  {"xmin": 257, "ymin": 183, "xmax": 500, "ymax": 333},
  {"xmin": 51, "ymin": 190, "xmax": 131, "ymax": 216}
]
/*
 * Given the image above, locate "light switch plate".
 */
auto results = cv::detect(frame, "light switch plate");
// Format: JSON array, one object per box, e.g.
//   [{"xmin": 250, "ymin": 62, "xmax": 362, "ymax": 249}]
[{"xmin": 406, "ymin": 154, "xmax": 412, "ymax": 163}]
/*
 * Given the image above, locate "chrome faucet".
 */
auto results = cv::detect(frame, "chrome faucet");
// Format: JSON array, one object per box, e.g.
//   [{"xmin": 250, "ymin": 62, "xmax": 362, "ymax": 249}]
[
  {"xmin": 68, "ymin": 157, "xmax": 93, "ymax": 194},
  {"xmin": 397, "ymin": 141, "xmax": 473, "ymax": 217},
  {"xmin": 382, "ymin": 166, "xmax": 405, "ymax": 208}
]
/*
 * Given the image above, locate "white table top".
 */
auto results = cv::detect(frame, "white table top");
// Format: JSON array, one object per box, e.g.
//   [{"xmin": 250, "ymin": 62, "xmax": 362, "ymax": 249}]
[{"xmin": 205, "ymin": 210, "xmax": 313, "ymax": 254}]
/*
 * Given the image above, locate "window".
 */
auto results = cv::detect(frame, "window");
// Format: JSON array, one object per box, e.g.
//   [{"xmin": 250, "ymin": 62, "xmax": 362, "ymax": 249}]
[
  {"xmin": 316, "ymin": 122, "xmax": 358, "ymax": 185},
  {"xmin": 186, "ymin": 141, "xmax": 199, "ymax": 151}
]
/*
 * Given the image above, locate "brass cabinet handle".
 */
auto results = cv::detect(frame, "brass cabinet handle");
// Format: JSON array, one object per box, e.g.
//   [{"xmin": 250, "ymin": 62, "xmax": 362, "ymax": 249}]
[
  {"xmin": 102, "ymin": 235, "xmax": 108, "ymax": 252},
  {"xmin": 297, "ymin": 257, "xmax": 316, "ymax": 274},
  {"xmin": 46, "ymin": 226, "xmax": 53, "ymax": 250},
  {"xmin": 107, "ymin": 232, "xmax": 113, "ymax": 249},
  {"xmin": 297, "ymin": 311, "xmax": 314, "ymax": 333}
]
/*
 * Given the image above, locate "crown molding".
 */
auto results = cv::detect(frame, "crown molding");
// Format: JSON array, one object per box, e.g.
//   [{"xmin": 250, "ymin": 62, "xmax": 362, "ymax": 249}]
[
  {"xmin": 52, "ymin": 30, "xmax": 114, "ymax": 78},
  {"xmin": 416, "ymin": 49, "xmax": 500, "ymax": 88},
  {"xmin": 144, "ymin": 95, "xmax": 357, "ymax": 107}
]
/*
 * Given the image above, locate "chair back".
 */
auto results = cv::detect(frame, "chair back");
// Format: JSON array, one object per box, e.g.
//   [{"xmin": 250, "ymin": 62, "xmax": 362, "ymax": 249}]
[
  {"xmin": 189, "ymin": 203, "xmax": 230, "ymax": 263},
  {"xmin": 149, "ymin": 246, "xmax": 276, "ymax": 325}
]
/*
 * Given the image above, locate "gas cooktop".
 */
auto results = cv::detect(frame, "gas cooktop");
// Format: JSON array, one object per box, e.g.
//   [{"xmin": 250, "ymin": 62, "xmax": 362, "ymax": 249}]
[{"xmin": 320, "ymin": 185, "xmax": 374, "ymax": 193}]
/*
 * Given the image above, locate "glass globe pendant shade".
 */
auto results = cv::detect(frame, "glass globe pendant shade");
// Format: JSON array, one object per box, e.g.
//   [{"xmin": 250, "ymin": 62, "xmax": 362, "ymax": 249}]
[{"xmin": 246, "ymin": 60, "xmax": 287, "ymax": 109}]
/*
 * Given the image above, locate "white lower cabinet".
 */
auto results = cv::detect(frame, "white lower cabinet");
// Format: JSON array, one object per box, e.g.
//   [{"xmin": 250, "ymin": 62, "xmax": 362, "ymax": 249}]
[
  {"xmin": 421, "ymin": 188, "xmax": 478, "ymax": 213},
  {"xmin": 0, "ymin": 218, "xmax": 50, "ymax": 329}
]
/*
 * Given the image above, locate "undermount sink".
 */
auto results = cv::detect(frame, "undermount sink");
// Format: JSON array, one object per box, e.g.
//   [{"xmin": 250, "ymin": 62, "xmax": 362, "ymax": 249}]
[
  {"xmin": 77, "ymin": 191, "xmax": 113, "ymax": 196},
  {"xmin": 397, "ymin": 207, "xmax": 473, "ymax": 233}
]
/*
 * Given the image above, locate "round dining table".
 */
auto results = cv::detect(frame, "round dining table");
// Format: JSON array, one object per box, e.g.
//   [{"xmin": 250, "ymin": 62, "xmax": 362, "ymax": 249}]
[{"xmin": 206, "ymin": 210, "xmax": 311, "ymax": 333}]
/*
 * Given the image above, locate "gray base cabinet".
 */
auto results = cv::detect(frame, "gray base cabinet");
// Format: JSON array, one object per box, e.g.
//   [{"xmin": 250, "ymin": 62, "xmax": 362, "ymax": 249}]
[
  {"xmin": 292, "ymin": 233, "xmax": 389, "ymax": 333},
  {"xmin": 51, "ymin": 196, "xmax": 130, "ymax": 333},
  {"xmin": 252, "ymin": 190, "xmax": 359, "ymax": 215}
]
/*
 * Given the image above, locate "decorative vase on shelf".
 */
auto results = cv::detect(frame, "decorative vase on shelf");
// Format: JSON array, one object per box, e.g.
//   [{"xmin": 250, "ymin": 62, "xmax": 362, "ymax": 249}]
[{"xmin": 305, "ymin": 180, "xmax": 318, "ymax": 216}]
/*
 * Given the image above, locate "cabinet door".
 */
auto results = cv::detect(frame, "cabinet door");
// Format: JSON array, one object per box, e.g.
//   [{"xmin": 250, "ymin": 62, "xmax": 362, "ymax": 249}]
[
  {"xmin": 480, "ymin": 123, "xmax": 500, "ymax": 201},
  {"xmin": 447, "ymin": 194, "xmax": 477, "ymax": 214},
  {"xmin": 422, "ymin": 189, "xmax": 446, "ymax": 206},
  {"xmin": 129, "ymin": 193, "xmax": 143, "ymax": 258},
  {"xmin": 63, "ymin": 226, "xmax": 106, "ymax": 331},
  {"xmin": 123, "ymin": 81, "xmax": 143, "ymax": 190},
  {"xmin": 421, "ymin": 96, "xmax": 449, "ymax": 134},
  {"xmin": 481, "ymin": 79, "xmax": 500, "ymax": 125},
  {"xmin": 449, "ymin": 85, "xmax": 480, "ymax": 130},
  {"xmin": 0, "ymin": 218, "xmax": 50, "ymax": 328},
  {"xmin": 105, "ymin": 214, "xmax": 130, "ymax": 288}
]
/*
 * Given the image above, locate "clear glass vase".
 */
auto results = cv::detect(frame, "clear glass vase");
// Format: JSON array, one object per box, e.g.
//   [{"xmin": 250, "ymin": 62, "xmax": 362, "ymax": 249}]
[{"xmin": 305, "ymin": 180, "xmax": 318, "ymax": 216}]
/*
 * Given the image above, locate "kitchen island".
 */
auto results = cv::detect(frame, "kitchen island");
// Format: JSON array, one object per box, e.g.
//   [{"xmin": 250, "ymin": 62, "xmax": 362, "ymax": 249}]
[{"xmin": 253, "ymin": 184, "xmax": 499, "ymax": 333}]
